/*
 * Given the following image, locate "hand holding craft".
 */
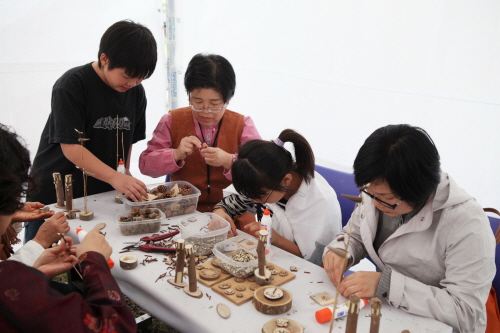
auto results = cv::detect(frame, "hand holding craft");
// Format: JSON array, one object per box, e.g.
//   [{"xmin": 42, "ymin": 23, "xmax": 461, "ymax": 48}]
[
  {"xmin": 174, "ymin": 135, "xmax": 202, "ymax": 161},
  {"xmin": 323, "ymin": 250, "xmax": 347, "ymax": 288},
  {"xmin": 76, "ymin": 229, "xmax": 112, "ymax": 259},
  {"xmin": 110, "ymin": 172, "xmax": 147, "ymax": 202},
  {"xmin": 338, "ymin": 271, "xmax": 382, "ymax": 298},
  {"xmin": 11, "ymin": 201, "xmax": 54, "ymax": 223},
  {"xmin": 32, "ymin": 211, "xmax": 70, "ymax": 248},
  {"xmin": 201, "ymin": 146, "xmax": 232, "ymax": 169},
  {"xmin": 33, "ymin": 237, "xmax": 77, "ymax": 278}
]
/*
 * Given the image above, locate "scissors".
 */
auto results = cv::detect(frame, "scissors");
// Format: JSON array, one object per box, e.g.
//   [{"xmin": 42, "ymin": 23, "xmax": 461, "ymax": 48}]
[{"xmin": 122, "ymin": 230, "xmax": 179, "ymax": 253}]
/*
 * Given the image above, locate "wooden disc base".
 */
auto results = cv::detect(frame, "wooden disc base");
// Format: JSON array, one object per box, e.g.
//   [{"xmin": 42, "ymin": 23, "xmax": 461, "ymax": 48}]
[
  {"xmin": 54, "ymin": 204, "xmax": 66, "ymax": 209},
  {"xmin": 168, "ymin": 278, "xmax": 187, "ymax": 288},
  {"xmin": 184, "ymin": 286, "xmax": 203, "ymax": 298},
  {"xmin": 79, "ymin": 210, "xmax": 94, "ymax": 221},
  {"xmin": 253, "ymin": 286, "xmax": 292, "ymax": 315},
  {"xmin": 254, "ymin": 268, "xmax": 272, "ymax": 286},
  {"xmin": 262, "ymin": 318, "xmax": 303, "ymax": 333},
  {"xmin": 119, "ymin": 254, "xmax": 138, "ymax": 270}
]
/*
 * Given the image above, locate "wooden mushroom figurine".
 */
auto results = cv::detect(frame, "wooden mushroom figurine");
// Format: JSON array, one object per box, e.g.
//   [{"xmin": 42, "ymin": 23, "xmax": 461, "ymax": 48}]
[
  {"xmin": 254, "ymin": 230, "xmax": 272, "ymax": 286},
  {"xmin": 183, "ymin": 244, "xmax": 202, "ymax": 298},
  {"xmin": 168, "ymin": 239, "xmax": 187, "ymax": 287}
]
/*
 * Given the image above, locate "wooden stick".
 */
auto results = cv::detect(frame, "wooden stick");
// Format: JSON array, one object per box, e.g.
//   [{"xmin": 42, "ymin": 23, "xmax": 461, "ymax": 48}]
[
  {"xmin": 116, "ymin": 115, "xmax": 119, "ymax": 168},
  {"xmin": 369, "ymin": 298, "xmax": 382, "ymax": 333},
  {"xmin": 186, "ymin": 245, "xmax": 197, "ymax": 292},
  {"xmin": 53, "ymin": 172, "xmax": 65, "ymax": 208},
  {"xmin": 257, "ymin": 230, "xmax": 268, "ymax": 276},
  {"xmin": 64, "ymin": 174, "xmax": 74, "ymax": 211},
  {"xmin": 345, "ymin": 294, "xmax": 361, "ymax": 333},
  {"xmin": 174, "ymin": 239, "xmax": 186, "ymax": 284}
]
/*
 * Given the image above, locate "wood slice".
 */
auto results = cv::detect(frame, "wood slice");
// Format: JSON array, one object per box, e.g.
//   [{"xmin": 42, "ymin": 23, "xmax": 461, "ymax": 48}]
[
  {"xmin": 262, "ymin": 318, "xmax": 303, "ymax": 333},
  {"xmin": 93, "ymin": 222, "xmax": 106, "ymax": 230},
  {"xmin": 254, "ymin": 268, "xmax": 272, "ymax": 286},
  {"xmin": 66, "ymin": 211, "xmax": 77, "ymax": 219},
  {"xmin": 119, "ymin": 254, "xmax": 138, "ymax": 270},
  {"xmin": 216, "ymin": 303, "xmax": 231, "ymax": 319},
  {"xmin": 115, "ymin": 193, "xmax": 123, "ymax": 204},
  {"xmin": 183, "ymin": 286, "xmax": 203, "ymax": 298},
  {"xmin": 79, "ymin": 210, "xmax": 94, "ymax": 221},
  {"xmin": 253, "ymin": 286, "xmax": 292, "ymax": 315},
  {"xmin": 167, "ymin": 278, "xmax": 187, "ymax": 288}
]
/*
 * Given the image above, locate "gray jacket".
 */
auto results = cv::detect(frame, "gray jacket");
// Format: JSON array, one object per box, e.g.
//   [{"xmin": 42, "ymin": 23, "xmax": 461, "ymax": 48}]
[{"xmin": 326, "ymin": 172, "xmax": 495, "ymax": 333}]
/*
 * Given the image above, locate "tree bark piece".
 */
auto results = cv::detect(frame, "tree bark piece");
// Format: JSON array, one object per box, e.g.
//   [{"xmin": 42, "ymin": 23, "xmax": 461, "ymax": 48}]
[
  {"xmin": 346, "ymin": 294, "xmax": 361, "ymax": 333},
  {"xmin": 183, "ymin": 244, "xmax": 202, "ymax": 298},
  {"xmin": 64, "ymin": 174, "xmax": 74, "ymax": 211},
  {"xmin": 168, "ymin": 239, "xmax": 187, "ymax": 287},
  {"xmin": 79, "ymin": 210, "xmax": 94, "ymax": 221},
  {"xmin": 119, "ymin": 254, "xmax": 138, "ymax": 270},
  {"xmin": 253, "ymin": 286, "xmax": 292, "ymax": 315},
  {"xmin": 53, "ymin": 172, "xmax": 65, "ymax": 208},
  {"xmin": 369, "ymin": 298, "xmax": 382, "ymax": 333}
]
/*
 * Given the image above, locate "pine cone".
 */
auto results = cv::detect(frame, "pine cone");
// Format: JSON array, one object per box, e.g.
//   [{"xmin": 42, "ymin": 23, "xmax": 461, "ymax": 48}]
[{"xmin": 157, "ymin": 185, "xmax": 168, "ymax": 193}]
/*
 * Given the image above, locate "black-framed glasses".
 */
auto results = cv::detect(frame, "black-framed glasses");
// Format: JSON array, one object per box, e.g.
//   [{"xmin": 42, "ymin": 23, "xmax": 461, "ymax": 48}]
[
  {"xmin": 262, "ymin": 190, "xmax": 274, "ymax": 205},
  {"xmin": 361, "ymin": 189, "xmax": 403, "ymax": 210}
]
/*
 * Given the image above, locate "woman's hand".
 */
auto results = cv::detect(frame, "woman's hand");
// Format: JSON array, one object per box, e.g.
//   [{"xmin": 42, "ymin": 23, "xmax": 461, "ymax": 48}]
[
  {"xmin": 338, "ymin": 271, "xmax": 382, "ymax": 299},
  {"xmin": 33, "ymin": 237, "xmax": 77, "ymax": 279},
  {"xmin": 201, "ymin": 147, "xmax": 232, "ymax": 169},
  {"xmin": 174, "ymin": 136, "xmax": 202, "ymax": 161},
  {"xmin": 323, "ymin": 250, "xmax": 348, "ymax": 287},
  {"xmin": 76, "ymin": 229, "xmax": 112, "ymax": 259},
  {"xmin": 32, "ymin": 212, "xmax": 70, "ymax": 248},
  {"xmin": 212, "ymin": 208, "xmax": 237, "ymax": 235},
  {"xmin": 11, "ymin": 202, "xmax": 54, "ymax": 223}
]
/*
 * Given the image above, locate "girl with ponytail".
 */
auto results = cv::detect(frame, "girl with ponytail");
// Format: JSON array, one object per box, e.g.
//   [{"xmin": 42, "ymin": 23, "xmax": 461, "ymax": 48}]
[{"xmin": 213, "ymin": 129, "xmax": 341, "ymax": 265}]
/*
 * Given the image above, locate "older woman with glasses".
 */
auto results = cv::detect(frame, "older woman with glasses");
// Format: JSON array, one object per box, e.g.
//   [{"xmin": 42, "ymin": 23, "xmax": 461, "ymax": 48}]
[
  {"xmin": 139, "ymin": 54, "xmax": 260, "ymax": 212},
  {"xmin": 323, "ymin": 124, "xmax": 495, "ymax": 333}
]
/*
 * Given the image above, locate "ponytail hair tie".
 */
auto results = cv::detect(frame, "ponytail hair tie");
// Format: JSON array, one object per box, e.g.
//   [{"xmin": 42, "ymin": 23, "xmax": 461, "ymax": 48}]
[{"xmin": 273, "ymin": 138, "xmax": 284, "ymax": 147}]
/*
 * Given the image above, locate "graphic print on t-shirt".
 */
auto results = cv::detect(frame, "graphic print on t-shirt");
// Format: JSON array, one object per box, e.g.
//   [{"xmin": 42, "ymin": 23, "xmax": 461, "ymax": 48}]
[{"xmin": 93, "ymin": 116, "xmax": 131, "ymax": 131}]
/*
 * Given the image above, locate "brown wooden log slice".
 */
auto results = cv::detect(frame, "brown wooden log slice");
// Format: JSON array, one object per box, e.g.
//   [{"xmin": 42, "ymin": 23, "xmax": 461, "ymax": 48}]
[{"xmin": 216, "ymin": 303, "xmax": 230, "ymax": 319}]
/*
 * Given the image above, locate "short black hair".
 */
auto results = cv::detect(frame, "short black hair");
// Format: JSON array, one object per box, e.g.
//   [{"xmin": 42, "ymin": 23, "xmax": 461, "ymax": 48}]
[
  {"xmin": 353, "ymin": 124, "xmax": 441, "ymax": 208},
  {"xmin": 0, "ymin": 124, "xmax": 34, "ymax": 215},
  {"xmin": 98, "ymin": 20, "xmax": 157, "ymax": 79},
  {"xmin": 184, "ymin": 54, "xmax": 236, "ymax": 104},
  {"xmin": 232, "ymin": 129, "xmax": 315, "ymax": 199}
]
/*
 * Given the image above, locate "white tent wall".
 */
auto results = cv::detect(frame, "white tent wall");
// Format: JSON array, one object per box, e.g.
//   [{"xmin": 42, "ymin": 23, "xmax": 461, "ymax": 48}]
[
  {"xmin": 171, "ymin": 0, "xmax": 500, "ymax": 208},
  {"xmin": 0, "ymin": 0, "xmax": 167, "ymax": 190},
  {"xmin": 0, "ymin": 0, "xmax": 499, "ymax": 209}
]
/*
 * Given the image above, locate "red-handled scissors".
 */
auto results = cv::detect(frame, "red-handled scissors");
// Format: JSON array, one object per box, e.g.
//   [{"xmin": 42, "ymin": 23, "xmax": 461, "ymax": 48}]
[{"xmin": 122, "ymin": 230, "xmax": 179, "ymax": 253}]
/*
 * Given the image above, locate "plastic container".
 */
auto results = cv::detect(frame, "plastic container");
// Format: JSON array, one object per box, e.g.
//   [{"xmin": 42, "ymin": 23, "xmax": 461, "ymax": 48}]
[
  {"xmin": 213, "ymin": 233, "xmax": 260, "ymax": 278},
  {"xmin": 119, "ymin": 181, "xmax": 200, "ymax": 217},
  {"xmin": 260, "ymin": 207, "xmax": 273, "ymax": 258},
  {"xmin": 178, "ymin": 213, "xmax": 230, "ymax": 256},
  {"xmin": 116, "ymin": 209, "xmax": 165, "ymax": 236}
]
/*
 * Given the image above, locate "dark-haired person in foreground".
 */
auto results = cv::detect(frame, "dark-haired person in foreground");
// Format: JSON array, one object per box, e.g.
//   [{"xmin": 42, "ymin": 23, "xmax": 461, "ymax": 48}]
[
  {"xmin": 25, "ymin": 20, "xmax": 158, "ymax": 242},
  {"xmin": 213, "ymin": 129, "xmax": 342, "ymax": 265},
  {"xmin": 139, "ymin": 53, "xmax": 260, "ymax": 212},
  {"xmin": 324, "ymin": 124, "xmax": 495, "ymax": 332},
  {"xmin": 0, "ymin": 124, "xmax": 136, "ymax": 332}
]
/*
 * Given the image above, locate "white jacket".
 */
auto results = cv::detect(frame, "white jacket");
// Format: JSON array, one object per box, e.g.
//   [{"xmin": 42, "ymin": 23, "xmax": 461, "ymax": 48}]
[{"xmin": 326, "ymin": 172, "xmax": 496, "ymax": 333}]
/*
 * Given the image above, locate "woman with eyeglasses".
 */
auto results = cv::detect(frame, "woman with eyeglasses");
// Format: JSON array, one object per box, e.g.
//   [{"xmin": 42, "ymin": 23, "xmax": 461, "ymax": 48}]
[
  {"xmin": 213, "ymin": 129, "xmax": 342, "ymax": 265},
  {"xmin": 323, "ymin": 124, "xmax": 495, "ymax": 333},
  {"xmin": 139, "ymin": 54, "xmax": 260, "ymax": 211}
]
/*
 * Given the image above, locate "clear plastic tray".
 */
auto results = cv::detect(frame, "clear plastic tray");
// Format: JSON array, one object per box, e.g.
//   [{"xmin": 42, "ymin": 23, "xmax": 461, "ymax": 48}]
[
  {"xmin": 213, "ymin": 233, "xmax": 259, "ymax": 278},
  {"xmin": 178, "ymin": 213, "xmax": 230, "ymax": 256},
  {"xmin": 116, "ymin": 209, "xmax": 165, "ymax": 236},
  {"xmin": 119, "ymin": 181, "xmax": 200, "ymax": 217}
]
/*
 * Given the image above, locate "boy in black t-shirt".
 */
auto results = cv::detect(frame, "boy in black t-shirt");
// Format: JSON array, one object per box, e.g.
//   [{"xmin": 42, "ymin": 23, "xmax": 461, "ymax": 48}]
[{"xmin": 25, "ymin": 20, "xmax": 157, "ymax": 242}]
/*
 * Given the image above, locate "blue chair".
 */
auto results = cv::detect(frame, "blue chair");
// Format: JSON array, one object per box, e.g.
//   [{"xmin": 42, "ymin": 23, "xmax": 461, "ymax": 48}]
[
  {"xmin": 315, "ymin": 164, "xmax": 358, "ymax": 227},
  {"xmin": 485, "ymin": 208, "xmax": 500, "ymax": 308}
]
